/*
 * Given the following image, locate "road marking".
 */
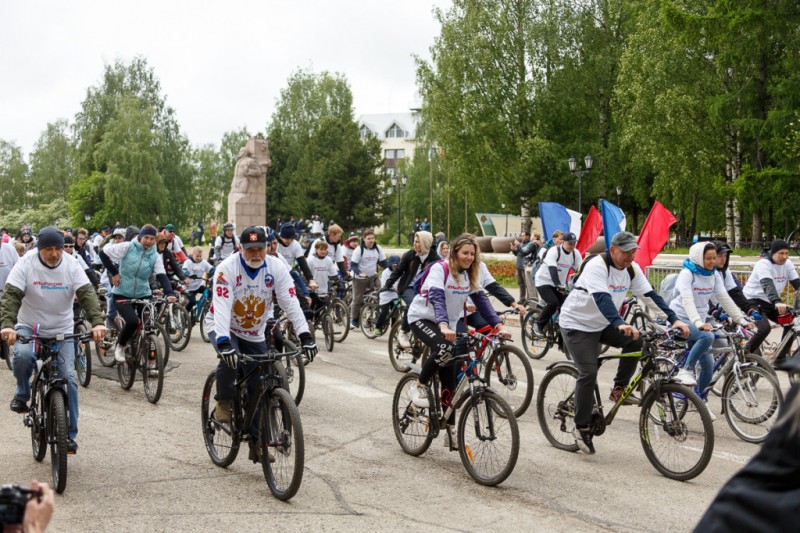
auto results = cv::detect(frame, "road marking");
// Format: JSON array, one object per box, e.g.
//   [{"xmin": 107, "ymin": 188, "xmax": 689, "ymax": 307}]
[
  {"xmin": 683, "ymin": 446, "xmax": 750, "ymax": 465},
  {"xmin": 370, "ymin": 350, "xmax": 387, "ymax": 357},
  {"xmin": 307, "ymin": 373, "xmax": 389, "ymax": 399}
]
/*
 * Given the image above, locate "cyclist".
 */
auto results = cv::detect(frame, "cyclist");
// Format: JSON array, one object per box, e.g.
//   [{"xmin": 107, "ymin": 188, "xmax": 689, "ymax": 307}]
[
  {"xmin": 669, "ymin": 242, "xmax": 753, "ymax": 415},
  {"xmin": 558, "ymin": 231, "xmax": 690, "ymax": 454},
  {"xmin": 163, "ymin": 223, "xmax": 188, "ymax": 262},
  {"xmin": 98, "ymin": 224, "xmax": 177, "ymax": 363},
  {"xmin": 741, "ymin": 239, "xmax": 800, "ymax": 363},
  {"xmin": 98, "ymin": 228, "xmax": 126, "ymax": 329},
  {"xmin": 436, "ymin": 240, "xmax": 450, "ymax": 261},
  {"xmin": 277, "ymin": 223, "xmax": 318, "ymax": 292},
  {"xmin": 533, "ymin": 231, "xmax": 582, "ymax": 336},
  {"xmin": 213, "ymin": 222, "xmax": 240, "ymax": 263},
  {"xmin": 0, "ymin": 232, "xmax": 20, "ymax": 289},
  {"xmin": 374, "ymin": 255, "xmax": 401, "ymax": 335},
  {"xmin": 463, "ymin": 261, "xmax": 528, "ymax": 330},
  {"xmin": 406, "ymin": 233, "xmax": 507, "ymax": 448},
  {"xmin": 155, "ymin": 234, "xmax": 189, "ymax": 286},
  {"xmin": 310, "ymin": 224, "xmax": 350, "ymax": 279},
  {"xmin": 343, "ymin": 234, "xmax": 358, "ymax": 272},
  {"xmin": 0, "ymin": 227, "xmax": 106, "ymax": 454},
  {"xmin": 349, "ymin": 229, "xmax": 387, "ymax": 329},
  {"xmin": 381, "ymin": 231, "xmax": 439, "ymax": 349},
  {"xmin": 181, "ymin": 247, "xmax": 213, "ymax": 318},
  {"xmin": 306, "ymin": 239, "xmax": 339, "ymax": 313},
  {"xmin": 207, "ymin": 226, "xmax": 317, "ymax": 462}
]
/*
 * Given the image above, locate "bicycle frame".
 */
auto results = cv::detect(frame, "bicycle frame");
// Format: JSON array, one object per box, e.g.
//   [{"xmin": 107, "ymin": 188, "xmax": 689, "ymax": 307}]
[{"xmin": 230, "ymin": 354, "xmax": 291, "ymax": 444}]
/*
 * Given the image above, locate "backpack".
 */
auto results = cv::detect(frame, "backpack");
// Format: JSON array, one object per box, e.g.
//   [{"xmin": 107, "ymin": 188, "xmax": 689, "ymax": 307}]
[
  {"xmin": 571, "ymin": 252, "xmax": 635, "ymax": 289},
  {"xmin": 529, "ymin": 244, "xmax": 553, "ymax": 279},
  {"xmin": 659, "ymin": 273, "xmax": 680, "ymax": 305},
  {"xmin": 522, "ymin": 241, "xmax": 541, "ymax": 267},
  {"xmin": 412, "ymin": 260, "xmax": 450, "ymax": 298}
]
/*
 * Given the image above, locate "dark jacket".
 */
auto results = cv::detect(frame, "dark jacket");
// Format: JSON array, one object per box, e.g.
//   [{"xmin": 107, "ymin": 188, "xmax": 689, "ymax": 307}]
[{"xmin": 382, "ymin": 248, "xmax": 440, "ymax": 294}]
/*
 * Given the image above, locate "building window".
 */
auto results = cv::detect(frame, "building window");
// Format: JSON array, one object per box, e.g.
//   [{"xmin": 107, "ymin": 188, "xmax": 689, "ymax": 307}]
[
  {"xmin": 359, "ymin": 125, "xmax": 373, "ymax": 139},
  {"xmin": 386, "ymin": 123, "xmax": 405, "ymax": 138},
  {"xmin": 385, "ymin": 149, "xmax": 396, "ymax": 160},
  {"xmin": 395, "ymin": 149, "xmax": 405, "ymax": 159},
  {"xmin": 386, "ymin": 167, "xmax": 396, "ymax": 177}
]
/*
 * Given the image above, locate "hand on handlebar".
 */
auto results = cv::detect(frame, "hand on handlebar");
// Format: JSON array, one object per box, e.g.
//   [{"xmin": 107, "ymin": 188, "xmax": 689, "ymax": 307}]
[
  {"xmin": 617, "ymin": 323, "xmax": 640, "ymax": 341},
  {"xmin": 166, "ymin": 295, "xmax": 178, "ymax": 303},
  {"xmin": 91, "ymin": 324, "xmax": 107, "ymax": 344},
  {"xmin": 1, "ymin": 327, "xmax": 17, "ymax": 346},
  {"xmin": 777, "ymin": 303, "xmax": 789, "ymax": 314},
  {"xmin": 441, "ymin": 326, "xmax": 456, "ymax": 342},
  {"xmin": 699, "ymin": 322, "xmax": 713, "ymax": 332}
]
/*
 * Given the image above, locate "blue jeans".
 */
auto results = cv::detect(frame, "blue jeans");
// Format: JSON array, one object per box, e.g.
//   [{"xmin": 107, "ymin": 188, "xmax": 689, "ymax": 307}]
[
  {"xmin": 13, "ymin": 325, "xmax": 79, "ymax": 440},
  {"xmin": 685, "ymin": 323, "xmax": 714, "ymax": 398},
  {"xmin": 103, "ymin": 279, "xmax": 117, "ymax": 320}
]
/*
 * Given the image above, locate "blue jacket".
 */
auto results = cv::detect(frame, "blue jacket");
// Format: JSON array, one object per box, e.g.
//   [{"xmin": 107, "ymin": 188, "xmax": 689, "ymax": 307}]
[{"xmin": 114, "ymin": 240, "xmax": 159, "ymax": 298}]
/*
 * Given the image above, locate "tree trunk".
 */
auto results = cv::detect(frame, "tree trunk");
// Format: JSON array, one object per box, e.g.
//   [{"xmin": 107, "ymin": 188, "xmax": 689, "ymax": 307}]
[
  {"xmin": 520, "ymin": 196, "xmax": 531, "ymax": 234},
  {"xmin": 690, "ymin": 192, "xmax": 698, "ymax": 239},
  {"xmin": 733, "ymin": 199, "xmax": 742, "ymax": 248},
  {"xmin": 752, "ymin": 209, "xmax": 762, "ymax": 246}
]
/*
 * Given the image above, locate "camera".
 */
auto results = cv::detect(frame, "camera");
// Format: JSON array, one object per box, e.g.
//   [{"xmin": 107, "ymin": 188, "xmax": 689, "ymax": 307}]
[{"xmin": 0, "ymin": 484, "xmax": 41, "ymax": 525}]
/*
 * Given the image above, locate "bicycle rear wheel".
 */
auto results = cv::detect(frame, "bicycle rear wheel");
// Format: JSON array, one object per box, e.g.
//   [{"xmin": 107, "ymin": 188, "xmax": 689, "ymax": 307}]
[
  {"xmin": 458, "ymin": 390, "xmax": 519, "ymax": 486},
  {"xmin": 142, "ymin": 333, "xmax": 165, "ymax": 404},
  {"xmin": 392, "ymin": 373, "xmax": 435, "ymax": 456},
  {"xmin": 96, "ymin": 331, "xmax": 116, "ymax": 368},
  {"xmin": 323, "ymin": 314, "xmax": 335, "ymax": 352},
  {"xmin": 483, "ymin": 345, "xmax": 534, "ymax": 418},
  {"xmin": 74, "ymin": 323, "xmax": 91, "ymax": 388},
  {"xmin": 31, "ymin": 378, "xmax": 46, "ymax": 462},
  {"xmin": 168, "ymin": 304, "xmax": 192, "ymax": 352},
  {"xmin": 281, "ymin": 340, "xmax": 305, "ymax": 406},
  {"xmin": 388, "ymin": 321, "xmax": 417, "ymax": 372},
  {"xmin": 155, "ymin": 323, "xmax": 171, "ymax": 366},
  {"xmin": 199, "ymin": 305, "xmax": 211, "ymax": 343},
  {"xmin": 201, "ymin": 371, "xmax": 240, "ymax": 467},
  {"xmin": 536, "ymin": 365, "xmax": 579, "ymax": 451},
  {"xmin": 723, "ymin": 365, "xmax": 783, "ymax": 443},
  {"xmin": 49, "ymin": 391, "xmax": 69, "ymax": 494},
  {"xmin": 330, "ymin": 299, "xmax": 350, "ymax": 343},
  {"xmin": 117, "ymin": 347, "xmax": 136, "ymax": 390},
  {"xmin": 359, "ymin": 302, "xmax": 380, "ymax": 339},
  {"xmin": 639, "ymin": 383, "xmax": 714, "ymax": 481},
  {"xmin": 261, "ymin": 388, "xmax": 304, "ymax": 501},
  {"xmin": 521, "ymin": 311, "xmax": 549, "ymax": 359}
]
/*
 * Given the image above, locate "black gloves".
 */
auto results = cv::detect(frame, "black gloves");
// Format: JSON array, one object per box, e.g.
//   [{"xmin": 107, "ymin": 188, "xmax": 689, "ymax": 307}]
[
  {"xmin": 217, "ymin": 339, "xmax": 237, "ymax": 369},
  {"xmin": 298, "ymin": 332, "xmax": 318, "ymax": 363}
]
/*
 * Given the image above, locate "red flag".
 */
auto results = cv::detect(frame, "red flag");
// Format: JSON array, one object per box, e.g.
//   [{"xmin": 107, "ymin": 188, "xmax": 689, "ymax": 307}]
[
  {"xmin": 634, "ymin": 201, "xmax": 678, "ymax": 269},
  {"xmin": 577, "ymin": 206, "xmax": 603, "ymax": 256}
]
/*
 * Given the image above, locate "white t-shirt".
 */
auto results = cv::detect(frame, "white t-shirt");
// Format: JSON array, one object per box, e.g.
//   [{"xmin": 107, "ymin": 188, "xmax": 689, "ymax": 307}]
[
  {"xmin": 351, "ymin": 245, "xmax": 386, "ymax": 277},
  {"xmin": 407, "ymin": 261, "xmax": 478, "ymax": 330},
  {"xmin": 277, "ymin": 240, "xmax": 305, "ymax": 268},
  {"xmin": 379, "ymin": 268, "xmax": 397, "ymax": 305},
  {"xmin": 669, "ymin": 269, "xmax": 724, "ymax": 326},
  {"xmin": 306, "ymin": 253, "xmax": 338, "ymax": 296},
  {"xmin": 168, "ymin": 235, "xmax": 184, "ymax": 255},
  {"xmin": 559, "ymin": 258, "xmax": 653, "ymax": 332},
  {"xmin": 310, "ymin": 220, "xmax": 324, "ymax": 234},
  {"xmin": 182, "ymin": 258, "xmax": 213, "ymax": 292},
  {"xmin": 466, "ymin": 262, "xmax": 497, "ymax": 317},
  {"xmin": 311, "ymin": 238, "xmax": 345, "ymax": 264},
  {"xmin": 0, "ymin": 243, "xmax": 20, "ymax": 289},
  {"xmin": 534, "ymin": 245, "xmax": 582, "ymax": 288},
  {"xmin": 743, "ymin": 257, "xmax": 799, "ymax": 303},
  {"xmin": 215, "ymin": 234, "xmax": 240, "ymax": 261},
  {"xmin": 6, "ymin": 252, "xmax": 90, "ymax": 336}
]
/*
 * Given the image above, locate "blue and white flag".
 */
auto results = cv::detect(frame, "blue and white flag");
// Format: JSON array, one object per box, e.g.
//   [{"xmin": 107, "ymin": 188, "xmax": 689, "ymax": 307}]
[
  {"xmin": 539, "ymin": 202, "xmax": 571, "ymax": 240},
  {"xmin": 600, "ymin": 199, "xmax": 627, "ymax": 250}
]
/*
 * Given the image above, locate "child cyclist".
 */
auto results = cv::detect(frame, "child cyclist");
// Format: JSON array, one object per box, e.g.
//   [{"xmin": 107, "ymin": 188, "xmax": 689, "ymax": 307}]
[
  {"xmin": 181, "ymin": 246, "xmax": 214, "ymax": 317},
  {"xmin": 373, "ymin": 255, "xmax": 401, "ymax": 336},
  {"xmin": 306, "ymin": 239, "xmax": 339, "ymax": 313}
]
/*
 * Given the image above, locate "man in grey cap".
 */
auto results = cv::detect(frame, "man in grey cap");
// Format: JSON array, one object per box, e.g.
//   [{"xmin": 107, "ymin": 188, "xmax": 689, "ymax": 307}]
[
  {"xmin": 532, "ymin": 231, "xmax": 582, "ymax": 335},
  {"xmin": 557, "ymin": 231, "xmax": 690, "ymax": 454}
]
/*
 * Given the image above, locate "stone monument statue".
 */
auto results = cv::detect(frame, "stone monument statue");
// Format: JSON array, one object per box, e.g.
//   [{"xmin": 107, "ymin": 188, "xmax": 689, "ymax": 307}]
[{"xmin": 228, "ymin": 137, "xmax": 269, "ymax": 230}]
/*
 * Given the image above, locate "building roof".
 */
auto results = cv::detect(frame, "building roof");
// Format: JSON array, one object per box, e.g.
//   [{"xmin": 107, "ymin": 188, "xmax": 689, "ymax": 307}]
[{"xmin": 357, "ymin": 112, "xmax": 420, "ymax": 141}]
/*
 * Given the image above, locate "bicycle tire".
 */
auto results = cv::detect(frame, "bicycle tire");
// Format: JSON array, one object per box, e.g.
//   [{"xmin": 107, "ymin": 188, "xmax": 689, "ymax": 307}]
[
  {"xmin": 142, "ymin": 333, "xmax": 165, "ymax": 404},
  {"xmin": 282, "ymin": 340, "xmax": 305, "ymax": 406},
  {"xmin": 74, "ymin": 322, "xmax": 91, "ymax": 388},
  {"xmin": 710, "ymin": 353, "xmax": 777, "ymax": 397},
  {"xmin": 343, "ymin": 284, "xmax": 353, "ymax": 307},
  {"xmin": 391, "ymin": 373, "xmax": 434, "ymax": 456},
  {"xmin": 31, "ymin": 378, "xmax": 46, "ymax": 462},
  {"xmin": 722, "ymin": 365, "xmax": 783, "ymax": 444},
  {"xmin": 388, "ymin": 321, "xmax": 418, "ymax": 373},
  {"xmin": 96, "ymin": 332, "xmax": 116, "ymax": 368},
  {"xmin": 331, "ymin": 299, "xmax": 350, "ymax": 343},
  {"xmin": 536, "ymin": 365, "xmax": 580, "ymax": 451},
  {"xmin": 359, "ymin": 302, "xmax": 381, "ymax": 339},
  {"xmin": 521, "ymin": 311, "xmax": 550, "ymax": 359},
  {"xmin": 49, "ymin": 391, "xmax": 69, "ymax": 494},
  {"xmin": 458, "ymin": 390, "xmax": 519, "ymax": 486},
  {"xmin": 483, "ymin": 344, "xmax": 534, "ymax": 418},
  {"xmin": 261, "ymin": 388, "xmax": 304, "ymax": 501},
  {"xmin": 201, "ymin": 371, "xmax": 240, "ymax": 467},
  {"xmin": 323, "ymin": 314, "xmax": 335, "ymax": 352},
  {"xmin": 168, "ymin": 304, "xmax": 192, "ymax": 352},
  {"xmin": 117, "ymin": 346, "xmax": 136, "ymax": 390},
  {"xmin": 639, "ymin": 382, "xmax": 714, "ymax": 481},
  {"xmin": 155, "ymin": 323, "xmax": 171, "ymax": 366},
  {"xmin": 199, "ymin": 305, "xmax": 211, "ymax": 343}
]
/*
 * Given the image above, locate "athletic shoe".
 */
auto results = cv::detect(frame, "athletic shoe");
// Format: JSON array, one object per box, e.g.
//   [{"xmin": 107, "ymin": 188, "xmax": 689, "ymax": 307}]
[
  {"xmin": 114, "ymin": 344, "xmax": 127, "ymax": 363},
  {"xmin": 373, "ymin": 328, "xmax": 383, "ymax": 337},
  {"xmin": 444, "ymin": 425, "xmax": 457, "ymax": 451},
  {"xmin": 609, "ymin": 385, "xmax": 637, "ymax": 406},
  {"xmin": 215, "ymin": 400, "xmax": 232, "ymax": 424},
  {"xmin": 532, "ymin": 323, "xmax": 544, "ymax": 336},
  {"xmin": 703, "ymin": 399, "xmax": 718, "ymax": 422},
  {"xmin": 397, "ymin": 331, "xmax": 412, "ymax": 349},
  {"xmin": 573, "ymin": 427, "xmax": 595, "ymax": 454},
  {"xmin": 350, "ymin": 320, "xmax": 359, "ymax": 330},
  {"xmin": 67, "ymin": 439, "xmax": 78, "ymax": 454},
  {"xmin": 9, "ymin": 398, "xmax": 28, "ymax": 413},
  {"xmin": 408, "ymin": 382, "xmax": 430, "ymax": 408},
  {"xmin": 674, "ymin": 368, "xmax": 697, "ymax": 386}
]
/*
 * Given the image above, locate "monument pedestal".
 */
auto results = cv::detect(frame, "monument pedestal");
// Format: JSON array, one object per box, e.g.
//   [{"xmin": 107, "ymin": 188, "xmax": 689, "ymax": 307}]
[
  {"xmin": 228, "ymin": 192, "xmax": 266, "ymax": 229},
  {"xmin": 227, "ymin": 137, "xmax": 270, "ymax": 230}
]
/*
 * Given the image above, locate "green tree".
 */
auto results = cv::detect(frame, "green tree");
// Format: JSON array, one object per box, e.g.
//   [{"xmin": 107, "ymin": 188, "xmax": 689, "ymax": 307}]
[
  {"xmin": 28, "ymin": 119, "xmax": 77, "ymax": 206},
  {"xmin": 0, "ymin": 140, "xmax": 30, "ymax": 213}
]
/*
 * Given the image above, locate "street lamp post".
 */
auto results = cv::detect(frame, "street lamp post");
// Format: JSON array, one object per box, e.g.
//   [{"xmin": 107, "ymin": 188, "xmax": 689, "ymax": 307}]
[
  {"xmin": 390, "ymin": 174, "xmax": 407, "ymax": 246},
  {"xmin": 501, "ymin": 203, "xmax": 509, "ymax": 237},
  {"xmin": 568, "ymin": 154, "xmax": 593, "ymax": 215},
  {"xmin": 616, "ymin": 185, "xmax": 622, "ymax": 207}
]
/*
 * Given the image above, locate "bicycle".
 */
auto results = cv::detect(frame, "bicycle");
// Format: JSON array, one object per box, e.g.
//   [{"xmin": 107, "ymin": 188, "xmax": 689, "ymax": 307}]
[
  {"xmin": 520, "ymin": 298, "xmax": 569, "ymax": 360},
  {"xmin": 359, "ymin": 292, "xmax": 404, "ymax": 339},
  {"xmin": 392, "ymin": 330, "xmax": 520, "ymax": 486},
  {"xmin": 114, "ymin": 298, "xmax": 167, "ymax": 404},
  {"xmin": 158, "ymin": 281, "xmax": 192, "ymax": 352},
  {"xmin": 72, "ymin": 309, "xmax": 92, "ymax": 388},
  {"xmin": 186, "ymin": 269, "xmax": 214, "ymax": 343},
  {"xmin": 201, "ymin": 349, "xmax": 304, "ymax": 501},
  {"xmin": 536, "ymin": 329, "xmax": 715, "ymax": 481},
  {"xmin": 326, "ymin": 277, "xmax": 351, "ymax": 343},
  {"xmin": 18, "ymin": 331, "xmax": 91, "ymax": 494},
  {"xmin": 387, "ymin": 320, "xmax": 428, "ymax": 372},
  {"xmin": 267, "ymin": 319, "xmax": 306, "ymax": 406},
  {"xmin": 758, "ymin": 309, "xmax": 800, "ymax": 365}
]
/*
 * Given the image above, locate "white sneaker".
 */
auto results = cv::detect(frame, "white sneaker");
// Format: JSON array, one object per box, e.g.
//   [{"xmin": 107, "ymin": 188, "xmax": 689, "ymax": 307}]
[
  {"xmin": 532, "ymin": 323, "xmax": 544, "ymax": 336},
  {"xmin": 397, "ymin": 331, "xmax": 411, "ymax": 349},
  {"xmin": 408, "ymin": 382, "xmax": 429, "ymax": 408},
  {"xmin": 674, "ymin": 368, "xmax": 697, "ymax": 386},
  {"xmin": 114, "ymin": 344, "xmax": 127, "ymax": 363},
  {"xmin": 704, "ymin": 399, "xmax": 718, "ymax": 422}
]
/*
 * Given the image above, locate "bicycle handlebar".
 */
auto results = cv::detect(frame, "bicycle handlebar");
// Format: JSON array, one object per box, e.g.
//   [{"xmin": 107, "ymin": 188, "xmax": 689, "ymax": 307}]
[
  {"xmin": 17, "ymin": 332, "xmax": 93, "ymax": 344},
  {"xmin": 237, "ymin": 350, "xmax": 301, "ymax": 363}
]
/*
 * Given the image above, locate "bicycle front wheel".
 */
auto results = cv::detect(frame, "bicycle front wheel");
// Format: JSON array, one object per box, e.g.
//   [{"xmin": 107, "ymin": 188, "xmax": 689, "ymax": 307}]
[
  {"xmin": 200, "ymin": 371, "xmax": 240, "ymax": 467},
  {"xmin": 359, "ymin": 302, "xmax": 380, "ymax": 339},
  {"xmin": 49, "ymin": 391, "xmax": 69, "ymax": 494},
  {"xmin": 536, "ymin": 365, "xmax": 579, "ymax": 451},
  {"xmin": 391, "ymin": 373, "xmax": 434, "ymax": 456},
  {"xmin": 483, "ymin": 344, "xmax": 534, "ymax": 418},
  {"xmin": 74, "ymin": 323, "xmax": 91, "ymax": 388},
  {"xmin": 281, "ymin": 340, "xmax": 306, "ymax": 406},
  {"xmin": 388, "ymin": 321, "xmax": 415, "ymax": 373},
  {"xmin": 458, "ymin": 390, "xmax": 519, "ymax": 486},
  {"xmin": 96, "ymin": 331, "xmax": 116, "ymax": 368},
  {"xmin": 521, "ymin": 311, "xmax": 549, "ymax": 359},
  {"xmin": 723, "ymin": 365, "xmax": 783, "ymax": 444},
  {"xmin": 168, "ymin": 304, "xmax": 192, "ymax": 352},
  {"xmin": 142, "ymin": 333, "xmax": 165, "ymax": 404},
  {"xmin": 199, "ymin": 305, "xmax": 211, "ymax": 343},
  {"xmin": 261, "ymin": 388, "xmax": 304, "ymax": 501},
  {"xmin": 323, "ymin": 314, "xmax": 335, "ymax": 352},
  {"xmin": 117, "ymin": 347, "xmax": 136, "ymax": 390},
  {"xmin": 154, "ymin": 323, "xmax": 171, "ymax": 366},
  {"xmin": 639, "ymin": 383, "xmax": 714, "ymax": 481},
  {"xmin": 330, "ymin": 299, "xmax": 350, "ymax": 343},
  {"xmin": 31, "ymin": 378, "xmax": 46, "ymax": 462}
]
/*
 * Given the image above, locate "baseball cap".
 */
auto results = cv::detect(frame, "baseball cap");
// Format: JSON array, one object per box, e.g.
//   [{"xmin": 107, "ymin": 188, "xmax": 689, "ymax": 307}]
[
  {"xmin": 563, "ymin": 232, "xmax": 577, "ymax": 243},
  {"xmin": 610, "ymin": 231, "xmax": 639, "ymax": 252},
  {"xmin": 241, "ymin": 226, "xmax": 268, "ymax": 249},
  {"xmin": 112, "ymin": 228, "xmax": 125, "ymax": 238},
  {"xmin": 165, "ymin": 224, "xmax": 175, "ymax": 231}
]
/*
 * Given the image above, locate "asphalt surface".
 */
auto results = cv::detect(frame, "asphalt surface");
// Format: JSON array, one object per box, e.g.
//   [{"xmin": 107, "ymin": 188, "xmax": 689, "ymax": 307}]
[{"xmin": 0, "ymin": 306, "xmax": 790, "ymax": 532}]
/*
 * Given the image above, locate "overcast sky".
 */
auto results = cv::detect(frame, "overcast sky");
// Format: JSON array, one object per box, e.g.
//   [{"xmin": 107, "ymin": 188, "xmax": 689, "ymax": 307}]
[{"xmin": 0, "ymin": 1, "xmax": 449, "ymax": 155}]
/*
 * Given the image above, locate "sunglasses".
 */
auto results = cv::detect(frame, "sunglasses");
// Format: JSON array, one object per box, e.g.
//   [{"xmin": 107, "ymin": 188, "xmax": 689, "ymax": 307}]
[{"xmin": 64, "ymin": 245, "xmax": 74, "ymax": 249}]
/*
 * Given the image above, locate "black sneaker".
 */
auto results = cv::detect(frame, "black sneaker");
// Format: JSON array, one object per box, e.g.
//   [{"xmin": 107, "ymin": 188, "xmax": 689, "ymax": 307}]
[
  {"xmin": 573, "ymin": 427, "xmax": 595, "ymax": 454},
  {"xmin": 10, "ymin": 398, "xmax": 28, "ymax": 413},
  {"xmin": 67, "ymin": 439, "xmax": 78, "ymax": 454}
]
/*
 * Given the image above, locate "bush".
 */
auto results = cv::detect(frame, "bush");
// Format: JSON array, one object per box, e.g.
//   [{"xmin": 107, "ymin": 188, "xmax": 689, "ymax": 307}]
[{"xmin": 484, "ymin": 258, "xmax": 517, "ymax": 288}]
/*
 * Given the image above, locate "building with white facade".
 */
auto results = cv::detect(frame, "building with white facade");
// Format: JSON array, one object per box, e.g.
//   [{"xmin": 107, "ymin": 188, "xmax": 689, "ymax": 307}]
[{"xmin": 357, "ymin": 112, "xmax": 421, "ymax": 176}]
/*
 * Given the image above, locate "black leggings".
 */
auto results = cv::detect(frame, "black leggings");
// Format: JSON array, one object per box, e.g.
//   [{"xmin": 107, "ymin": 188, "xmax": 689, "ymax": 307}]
[
  {"xmin": 411, "ymin": 319, "xmax": 467, "ymax": 423},
  {"xmin": 536, "ymin": 284, "xmax": 566, "ymax": 328},
  {"xmin": 114, "ymin": 296, "xmax": 144, "ymax": 347}
]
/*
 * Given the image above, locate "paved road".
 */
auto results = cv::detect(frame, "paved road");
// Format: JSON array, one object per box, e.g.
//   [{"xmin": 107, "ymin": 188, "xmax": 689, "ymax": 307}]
[{"xmin": 0, "ymin": 321, "xmax": 787, "ymax": 532}]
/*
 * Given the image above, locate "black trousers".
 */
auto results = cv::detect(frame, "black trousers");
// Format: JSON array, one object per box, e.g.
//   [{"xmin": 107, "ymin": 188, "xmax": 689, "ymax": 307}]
[{"xmin": 536, "ymin": 284, "xmax": 566, "ymax": 328}]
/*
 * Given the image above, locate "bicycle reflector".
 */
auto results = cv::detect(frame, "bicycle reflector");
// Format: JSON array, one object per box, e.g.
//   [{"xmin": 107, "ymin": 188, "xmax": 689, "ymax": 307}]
[{"xmin": 777, "ymin": 311, "xmax": 794, "ymax": 325}]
